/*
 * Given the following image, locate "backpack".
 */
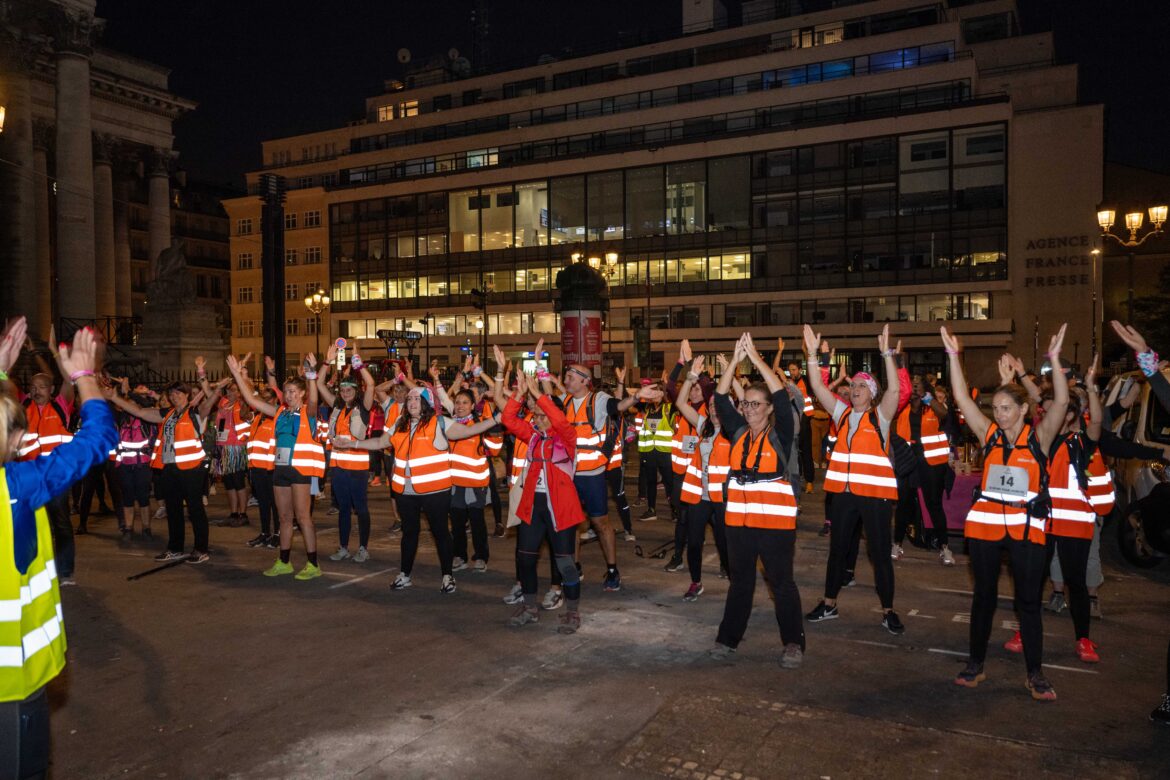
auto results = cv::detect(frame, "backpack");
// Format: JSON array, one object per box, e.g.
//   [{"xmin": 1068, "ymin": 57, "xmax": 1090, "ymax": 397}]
[{"xmin": 868, "ymin": 410, "xmax": 918, "ymax": 481}]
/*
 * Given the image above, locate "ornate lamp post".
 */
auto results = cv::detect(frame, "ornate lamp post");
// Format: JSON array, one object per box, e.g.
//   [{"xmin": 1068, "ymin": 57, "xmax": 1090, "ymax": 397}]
[
  {"xmin": 1097, "ymin": 202, "xmax": 1167, "ymax": 321},
  {"xmin": 303, "ymin": 289, "xmax": 330, "ymax": 355}
]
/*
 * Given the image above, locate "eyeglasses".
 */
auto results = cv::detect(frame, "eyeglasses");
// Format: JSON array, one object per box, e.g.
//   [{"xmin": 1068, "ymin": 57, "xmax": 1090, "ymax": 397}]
[{"xmin": 740, "ymin": 400, "xmax": 769, "ymax": 410}]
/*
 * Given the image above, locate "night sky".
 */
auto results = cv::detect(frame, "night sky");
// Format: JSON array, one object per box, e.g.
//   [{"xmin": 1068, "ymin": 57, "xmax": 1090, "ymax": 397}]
[{"xmin": 95, "ymin": 0, "xmax": 1170, "ymax": 187}]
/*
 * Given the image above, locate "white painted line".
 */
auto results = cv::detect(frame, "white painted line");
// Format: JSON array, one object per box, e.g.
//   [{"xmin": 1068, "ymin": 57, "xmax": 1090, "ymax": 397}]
[
  {"xmin": 328, "ymin": 567, "xmax": 396, "ymax": 590},
  {"xmin": 928, "ymin": 648, "xmax": 967, "ymax": 657}
]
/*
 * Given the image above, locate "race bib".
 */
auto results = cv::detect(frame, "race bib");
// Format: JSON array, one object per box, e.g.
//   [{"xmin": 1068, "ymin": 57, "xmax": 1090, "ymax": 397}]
[
  {"xmin": 680, "ymin": 435, "xmax": 699, "ymax": 454},
  {"xmin": 275, "ymin": 447, "xmax": 293, "ymax": 467},
  {"xmin": 987, "ymin": 464, "xmax": 1029, "ymax": 500}
]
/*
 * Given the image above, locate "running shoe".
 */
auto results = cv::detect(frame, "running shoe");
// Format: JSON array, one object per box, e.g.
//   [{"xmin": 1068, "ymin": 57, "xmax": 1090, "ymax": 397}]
[
  {"xmin": 638, "ymin": 508, "xmax": 656, "ymax": 521},
  {"xmin": 542, "ymin": 588, "xmax": 564, "ymax": 610},
  {"xmin": 580, "ymin": 528, "xmax": 598, "ymax": 541},
  {"xmin": 503, "ymin": 583, "xmax": 524, "ymax": 605},
  {"xmin": 805, "ymin": 601, "xmax": 838, "ymax": 622},
  {"xmin": 881, "ymin": 611, "xmax": 905, "ymax": 636},
  {"xmin": 263, "ymin": 560, "xmax": 294, "ymax": 577},
  {"xmin": 939, "ymin": 546, "xmax": 955, "ymax": 566},
  {"xmin": 452, "ymin": 557, "xmax": 469, "ymax": 572},
  {"xmin": 353, "ymin": 546, "xmax": 370, "ymax": 563},
  {"xmin": 663, "ymin": 555, "xmax": 685, "ymax": 573},
  {"xmin": 1003, "ymin": 631, "xmax": 1023, "ymax": 654},
  {"xmin": 818, "ymin": 522, "xmax": 831, "ymax": 537},
  {"xmin": 708, "ymin": 643, "xmax": 736, "ymax": 660},
  {"xmin": 624, "ymin": 532, "xmax": 636, "ymax": 542},
  {"xmin": 954, "ymin": 661, "xmax": 986, "ymax": 688},
  {"xmin": 473, "ymin": 559, "xmax": 487, "ymax": 572},
  {"xmin": 1152, "ymin": 694, "xmax": 1170, "ymax": 725},
  {"xmin": 154, "ymin": 550, "xmax": 187, "ymax": 562},
  {"xmin": 779, "ymin": 643, "xmax": 803, "ymax": 669},
  {"xmin": 295, "ymin": 562, "xmax": 322, "ymax": 580},
  {"xmin": 683, "ymin": 582, "xmax": 704, "ymax": 602},
  {"xmin": 440, "ymin": 574, "xmax": 457, "ymax": 594},
  {"xmin": 263, "ymin": 534, "xmax": 279, "ymax": 549},
  {"xmin": 391, "ymin": 572, "xmax": 413, "ymax": 590},
  {"xmin": 602, "ymin": 570, "xmax": 622, "ymax": 592},
  {"xmin": 557, "ymin": 610, "xmax": 581, "ymax": 634},
  {"xmin": 1089, "ymin": 597, "xmax": 1102, "ymax": 619},
  {"xmin": 246, "ymin": 533, "xmax": 268, "ymax": 548},
  {"xmin": 186, "ymin": 551, "xmax": 210, "ymax": 564},
  {"xmin": 1076, "ymin": 637, "xmax": 1100, "ymax": 663},
  {"xmin": 507, "ymin": 604, "xmax": 539, "ymax": 627},
  {"xmin": 329, "ymin": 547, "xmax": 351, "ymax": 562},
  {"xmin": 890, "ymin": 544, "xmax": 904, "ymax": 561},
  {"xmin": 1026, "ymin": 672, "xmax": 1057, "ymax": 701},
  {"xmin": 1045, "ymin": 591, "xmax": 1066, "ymax": 613}
]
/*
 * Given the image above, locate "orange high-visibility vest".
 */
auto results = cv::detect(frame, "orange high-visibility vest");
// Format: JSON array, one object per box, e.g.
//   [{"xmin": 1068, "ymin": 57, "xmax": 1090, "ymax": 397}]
[
  {"xmin": 680, "ymin": 425, "xmax": 731, "ymax": 505},
  {"xmin": 671, "ymin": 403, "xmax": 706, "ymax": 475},
  {"xmin": 1047, "ymin": 434, "xmax": 1096, "ymax": 540},
  {"xmin": 150, "ymin": 409, "xmax": 206, "ymax": 470},
  {"xmin": 329, "ymin": 406, "xmax": 370, "ymax": 471},
  {"xmin": 895, "ymin": 406, "xmax": 949, "ymax": 466},
  {"xmin": 965, "ymin": 424, "xmax": 1046, "ymax": 545},
  {"xmin": 565, "ymin": 393, "xmax": 607, "ymax": 473},
  {"xmin": 390, "ymin": 416, "xmax": 451, "ymax": 494},
  {"xmin": 449, "ymin": 418, "xmax": 491, "ymax": 488},
  {"xmin": 823, "ymin": 408, "xmax": 898, "ymax": 500},
  {"xmin": 19, "ymin": 400, "xmax": 73, "ymax": 461},
  {"xmin": 724, "ymin": 425, "xmax": 797, "ymax": 529},
  {"xmin": 246, "ymin": 415, "xmax": 276, "ymax": 471},
  {"xmin": 273, "ymin": 405, "xmax": 326, "ymax": 477},
  {"xmin": 1086, "ymin": 451, "xmax": 1115, "ymax": 517}
]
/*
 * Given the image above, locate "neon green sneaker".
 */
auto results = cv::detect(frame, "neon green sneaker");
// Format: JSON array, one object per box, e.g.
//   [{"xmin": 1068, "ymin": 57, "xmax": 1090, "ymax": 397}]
[
  {"xmin": 263, "ymin": 560, "xmax": 294, "ymax": 577},
  {"xmin": 295, "ymin": 562, "xmax": 322, "ymax": 581}
]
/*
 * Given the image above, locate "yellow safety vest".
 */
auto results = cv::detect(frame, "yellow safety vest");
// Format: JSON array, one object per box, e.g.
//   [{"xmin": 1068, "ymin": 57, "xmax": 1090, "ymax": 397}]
[{"xmin": 0, "ymin": 469, "xmax": 67, "ymax": 702}]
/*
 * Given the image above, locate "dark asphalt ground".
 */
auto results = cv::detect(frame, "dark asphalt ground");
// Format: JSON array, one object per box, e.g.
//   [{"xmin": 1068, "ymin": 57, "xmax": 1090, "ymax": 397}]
[{"xmin": 47, "ymin": 476, "xmax": 1170, "ymax": 778}]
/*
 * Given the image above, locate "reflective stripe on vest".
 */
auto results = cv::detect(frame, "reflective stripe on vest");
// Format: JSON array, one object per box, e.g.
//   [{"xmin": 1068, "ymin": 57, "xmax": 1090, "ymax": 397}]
[
  {"xmin": 0, "ymin": 470, "xmax": 67, "ymax": 701},
  {"xmin": 966, "ymin": 424, "xmax": 1045, "ymax": 545},
  {"xmin": 390, "ymin": 416, "xmax": 451, "ymax": 494},
  {"xmin": 822, "ymin": 409, "xmax": 897, "ymax": 499}
]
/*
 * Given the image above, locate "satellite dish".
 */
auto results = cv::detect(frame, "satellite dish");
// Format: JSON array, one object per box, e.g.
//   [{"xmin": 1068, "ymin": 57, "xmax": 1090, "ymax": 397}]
[
  {"xmin": 397, "ymin": 48, "xmax": 412, "ymax": 64},
  {"xmin": 447, "ymin": 47, "xmax": 460, "ymax": 61}
]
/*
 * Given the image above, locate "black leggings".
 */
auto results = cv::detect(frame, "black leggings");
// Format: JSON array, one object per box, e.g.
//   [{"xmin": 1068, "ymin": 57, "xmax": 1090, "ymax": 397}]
[
  {"xmin": 250, "ymin": 468, "xmax": 275, "ymax": 535},
  {"xmin": 516, "ymin": 495, "xmax": 580, "ymax": 603},
  {"xmin": 967, "ymin": 535, "xmax": 1047, "ymax": 673},
  {"xmin": 685, "ymin": 500, "xmax": 728, "ymax": 582},
  {"xmin": 607, "ymin": 466, "xmax": 632, "ymax": 533},
  {"xmin": 716, "ymin": 525, "xmax": 804, "ymax": 650},
  {"xmin": 825, "ymin": 492, "xmax": 895, "ymax": 608},
  {"xmin": 450, "ymin": 506, "xmax": 489, "ymax": 562},
  {"xmin": 159, "ymin": 465, "xmax": 209, "ymax": 554},
  {"xmin": 1045, "ymin": 535, "xmax": 1092, "ymax": 641},
  {"xmin": 395, "ymin": 491, "xmax": 453, "ymax": 577}
]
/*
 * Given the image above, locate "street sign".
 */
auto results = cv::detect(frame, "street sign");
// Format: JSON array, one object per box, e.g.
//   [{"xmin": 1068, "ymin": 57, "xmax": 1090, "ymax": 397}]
[
  {"xmin": 376, "ymin": 329, "xmax": 423, "ymax": 342},
  {"xmin": 334, "ymin": 337, "xmax": 347, "ymax": 349}
]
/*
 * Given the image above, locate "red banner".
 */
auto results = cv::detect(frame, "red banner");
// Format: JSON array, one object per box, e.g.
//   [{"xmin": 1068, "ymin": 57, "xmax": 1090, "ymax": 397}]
[{"xmin": 561, "ymin": 310, "xmax": 602, "ymax": 367}]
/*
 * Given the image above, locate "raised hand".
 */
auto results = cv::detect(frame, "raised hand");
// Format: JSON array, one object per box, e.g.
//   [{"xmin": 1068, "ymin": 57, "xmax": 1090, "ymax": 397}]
[
  {"xmin": 1110, "ymin": 321, "xmax": 1150, "ymax": 354},
  {"xmin": 940, "ymin": 326, "xmax": 960, "ymax": 354},
  {"xmin": 802, "ymin": 324, "xmax": 821, "ymax": 356},
  {"xmin": 0, "ymin": 316, "xmax": 28, "ymax": 374},
  {"xmin": 1046, "ymin": 323, "xmax": 1068, "ymax": 360}
]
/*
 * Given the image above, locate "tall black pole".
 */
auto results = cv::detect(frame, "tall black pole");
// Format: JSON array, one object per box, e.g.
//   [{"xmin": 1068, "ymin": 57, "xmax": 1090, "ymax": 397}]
[{"xmin": 260, "ymin": 174, "xmax": 286, "ymax": 382}]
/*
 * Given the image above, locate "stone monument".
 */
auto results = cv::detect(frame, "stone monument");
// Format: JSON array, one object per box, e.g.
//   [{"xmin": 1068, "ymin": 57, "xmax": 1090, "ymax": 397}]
[{"xmin": 132, "ymin": 239, "xmax": 227, "ymax": 373}]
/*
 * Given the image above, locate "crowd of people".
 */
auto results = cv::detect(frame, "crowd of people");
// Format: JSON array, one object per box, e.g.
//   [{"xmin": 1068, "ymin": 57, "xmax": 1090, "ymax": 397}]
[{"xmin": 1, "ymin": 313, "xmax": 1169, "ymax": 774}]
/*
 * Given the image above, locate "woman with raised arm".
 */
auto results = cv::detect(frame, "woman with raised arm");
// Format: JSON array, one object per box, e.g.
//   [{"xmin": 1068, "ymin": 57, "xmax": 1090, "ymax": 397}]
[
  {"xmin": 317, "ymin": 344, "xmax": 376, "ymax": 563},
  {"xmin": 709, "ymin": 334, "xmax": 804, "ymax": 668},
  {"xmin": 944, "ymin": 324, "xmax": 1068, "ymax": 701},
  {"xmin": 107, "ymin": 366, "xmax": 220, "ymax": 564},
  {"xmin": 674, "ymin": 355, "xmax": 730, "ymax": 602},
  {"xmin": 802, "ymin": 324, "xmax": 905, "ymax": 635},
  {"xmin": 0, "ymin": 320, "xmax": 118, "ymax": 778},
  {"xmin": 226, "ymin": 353, "xmax": 325, "ymax": 580}
]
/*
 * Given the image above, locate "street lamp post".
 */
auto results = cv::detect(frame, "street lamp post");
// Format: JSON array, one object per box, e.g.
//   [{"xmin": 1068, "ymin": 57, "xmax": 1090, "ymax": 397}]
[
  {"xmin": 303, "ymin": 289, "xmax": 331, "ymax": 356},
  {"xmin": 1097, "ymin": 202, "xmax": 1167, "ymax": 322}
]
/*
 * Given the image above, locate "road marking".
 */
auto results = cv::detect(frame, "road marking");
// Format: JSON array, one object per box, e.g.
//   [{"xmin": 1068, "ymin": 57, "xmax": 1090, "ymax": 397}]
[{"xmin": 328, "ymin": 567, "xmax": 396, "ymax": 590}]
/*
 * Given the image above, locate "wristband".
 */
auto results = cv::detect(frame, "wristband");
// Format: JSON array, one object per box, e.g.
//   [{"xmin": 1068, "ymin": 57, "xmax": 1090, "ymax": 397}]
[{"xmin": 70, "ymin": 369, "xmax": 95, "ymax": 382}]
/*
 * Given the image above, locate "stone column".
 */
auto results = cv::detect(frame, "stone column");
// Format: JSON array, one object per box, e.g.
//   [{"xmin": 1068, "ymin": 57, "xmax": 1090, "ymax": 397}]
[
  {"xmin": 112, "ymin": 169, "xmax": 133, "ymax": 317},
  {"xmin": 32, "ymin": 120, "xmax": 54, "ymax": 334},
  {"xmin": 0, "ymin": 33, "xmax": 42, "ymax": 332},
  {"xmin": 52, "ymin": 9, "xmax": 99, "ymax": 321},
  {"xmin": 147, "ymin": 147, "xmax": 172, "ymax": 275},
  {"xmin": 92, "ymin": 134, "xmax": 118, "ymax": 318}
]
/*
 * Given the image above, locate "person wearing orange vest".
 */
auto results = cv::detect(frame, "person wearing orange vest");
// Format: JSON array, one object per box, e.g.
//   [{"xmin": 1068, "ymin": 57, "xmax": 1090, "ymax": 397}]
[
  {"xmin": 674, "ymin": 356, "xmax": 730, "ymax": 603},
  {"xmin": 708, "ymin": 334, "xmax": 804, "ymax": 667},
  {"xmin": 317, "ymin": 344, "xmax": 376, "ymax": 564},
  {"xmin": 803, "ymin": 324, "xmax": 905, "ymax": 636},
  {"xmin": 943, "ymin": 324, "xmax": 1069, "ymax": 701},
  {"xmin": 108, "ymin": 370, "xmax": 222, "ymax": 564},
  {"xmin": 228, "ymin": 354, "xmax": 327, "ymax": 580},
  {"xmin": 891, "ymin": 376, "xmax": 955, "ymax": 565}
]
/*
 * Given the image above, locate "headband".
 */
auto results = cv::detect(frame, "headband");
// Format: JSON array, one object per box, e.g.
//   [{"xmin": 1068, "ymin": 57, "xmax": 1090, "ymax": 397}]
[{"xmin": 851, "ymin": 372, "xmax": 879, "ymax": 399}]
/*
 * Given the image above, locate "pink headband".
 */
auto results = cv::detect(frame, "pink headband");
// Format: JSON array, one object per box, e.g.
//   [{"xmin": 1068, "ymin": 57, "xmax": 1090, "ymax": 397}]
[{"xmin": 851, "ymin": 372, "xmax": 879, "ymax": 399}]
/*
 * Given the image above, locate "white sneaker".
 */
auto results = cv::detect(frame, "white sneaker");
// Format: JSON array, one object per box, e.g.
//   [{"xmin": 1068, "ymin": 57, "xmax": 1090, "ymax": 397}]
[
  {"xmin": 580, "ymin": 528, "xmax": 598, "ymax": 541},
  {"xmin": 440, "ymin": 574, "xmax": 457, "ymax": 594},
  {"xmin": 503, "ymin": 583, "xmax": 524, "ymax": 604},
  {"xmin": 452, "ymin": 556, "xmax": 469, "ymax": 572},
  {"xmin": 391, "ymin": 572, "xmax": 413, "ymax": 590},
  {"xmin": 939, "ymin": 546, "xmax": 955, "ymax": 566},
  {"xmin": 891, "ymin": 544, "xmax": 904, "ymax": 561},
  {"xmin": 473, "ymin": 559, "xmax": 487, "ymax": 572},
  {"xmin": 329, "ymin": 546, "xmax": 351, "ymax": 561},
  {"xmin": 541, "ymin": 588, "xmax": 564, "ymax": 611},
  {"xmin": 353, "ymin": 546, "xmax": 369, "ymax": 563},
  {"xmin": 624, "ymin": 532, "xmax": 636, "ymax": 542}
]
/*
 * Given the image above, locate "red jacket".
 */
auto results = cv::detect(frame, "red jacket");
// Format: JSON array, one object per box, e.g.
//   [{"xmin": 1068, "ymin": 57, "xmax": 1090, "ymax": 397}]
[{"xmin": 502, "ymin": 395, "xmax": 585, "ymax": 531}]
